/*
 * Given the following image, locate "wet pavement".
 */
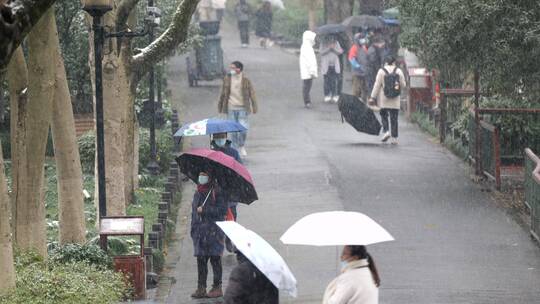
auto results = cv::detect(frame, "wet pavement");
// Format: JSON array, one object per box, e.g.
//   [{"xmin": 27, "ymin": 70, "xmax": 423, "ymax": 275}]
[{"xmin": 149, "ymin": 20, "xmax": 540, "ymax": 304}]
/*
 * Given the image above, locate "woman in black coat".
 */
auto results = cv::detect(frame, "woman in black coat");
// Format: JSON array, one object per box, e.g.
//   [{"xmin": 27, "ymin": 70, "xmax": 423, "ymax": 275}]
[
  {"xmin": 255, "ymin": 1, "xmax": 273, "ymax": 48},
  {"xmin": 224, "ymin": 251, "xmax": 279, "ymax": 304}
]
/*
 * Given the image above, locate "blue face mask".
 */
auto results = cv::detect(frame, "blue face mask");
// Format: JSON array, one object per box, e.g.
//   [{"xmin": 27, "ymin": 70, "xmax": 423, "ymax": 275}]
[
  {"xmin": 340, "ymin": 260, "xmax": 348, "ymax": 271},
  {"xmin": 198, "ymin": 175, "xmax": 209, "ymax": 185},
  {"xmin": 229, "ymin": 69, "xmax": 237, "ymax": 76},
  {"xmin": 215, "ymin": 138, "xmax": 227, "ymax": 147}
]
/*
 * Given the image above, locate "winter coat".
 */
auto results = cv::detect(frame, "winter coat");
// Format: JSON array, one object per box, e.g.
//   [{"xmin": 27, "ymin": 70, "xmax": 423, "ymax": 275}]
[
  {"xmin": 299, "ymin": 31, "xmax": 318, "ymax": 80},
  {"xmin": 212, "ymin": 0, "xmax": 226, "ymax": 9},
  {"xmin": 348, "ymin": 44, "xmax": 369, "ymax": 77},
  {"xmin": 211, "ymin": 140, "xmax": 242, "ymax": 163},
  {"xmin": 320, "ymin": 40, "xmax": 343, "ymax": 75},
  {"xmin": 255, "ymin": 9, "xmax": 273, "ymax": 38},
  {"xmin": 322, "ymin": 259, "xmax": 378, "ymax": 304},
  {"xmin": 235, "ymin": 3, "xmax": 250, "ymax": 22},
  {"xmin": 224, "ymin": 256, "xmax": 279, "ymax": 304},
  {"xmin": 191, "ymin": 186, "xmax": 228, "ymax": 257},
  {"xmin": 370, "ymin": 63, "xmax": 406, "ymax": 110},
  {"xmin": 218, "ymin": 74, "xmax": 258, "ymax": 114}
]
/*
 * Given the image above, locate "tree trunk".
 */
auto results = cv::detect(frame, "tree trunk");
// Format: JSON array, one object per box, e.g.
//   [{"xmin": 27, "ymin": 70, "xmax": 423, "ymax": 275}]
[
  {"xmin": 0, "ymin": 140, "xmax": 15, "ymax": 294},
  {"xmin": 14, "ymin": 8, "xmax": 56, "ymax": 257},
  {"xmin": 7, "ymin": 46, "xmax": 28, "ymax": 239},
  {"xmin": 325, "ymin": 0, "xmax": 354, "ymax": 24},
  {"xmin": 358, "ymin": 0, "xmax": 382, "ymax": 15},
  {"xmin": 49, "ymin": 10, "xmax": 86, "ymax": 244}
]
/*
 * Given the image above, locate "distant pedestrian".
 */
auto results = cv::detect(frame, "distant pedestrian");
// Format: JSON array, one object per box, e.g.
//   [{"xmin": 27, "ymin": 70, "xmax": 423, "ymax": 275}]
[
  {"xmin": 323, "ymin": 245, "xmax": 380, "ymax": 304},
  {"xmin": 212, "ymin": 0, "xmax": 227, "ymax": 21},
  {"xmin": 369, "ymin": 56, "xmax": 406, "ymax": 144},
  {"xmin": 348, "ymin": 33, "xmax": 370, "ymax": 101},
  {"xmin": 235, "ymin": 0, "xmax": 251, "ymax": 47},
  {"xmin": 224, "ymin": 251, "xmax": 279, "ymax": 304},
  {"xmin": 255, "ymin": 1, "xmax": 273, "ymax": 48},
  {"xmin": 197, "ymin": 0, "xmax": 214, "ymax": 21},
  {"xmin": 190, "ymin": 171, "xmax": 228, "ymax": 299},
  {"xmin": 218, "ymin": 61, "xmax": 258, "ymax": 156},
  {"xmin": 367, "ymin": 38, "xmax": 386, "ymax": 93},
  {"xmin": 320, "ymin": 36, "xmax": 343, "ymax": 103},
  {"xmin": 299, "ymin": 30, "xmax": 318, "ymax": 108}
]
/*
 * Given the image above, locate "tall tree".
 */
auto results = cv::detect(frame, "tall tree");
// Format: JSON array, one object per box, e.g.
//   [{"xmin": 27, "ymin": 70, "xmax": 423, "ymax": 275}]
[
  {"xmin": 0, "ymin": 140, "xmax": 15, "ymax": 294},
  {"xmin": 358, "ymin": 0, "xmax": 382, "ymax": 15},
  {"xmin": 0, "ymin": 0, "xmax": 57, "ymax": 70},
  {"xmin": 50, "ymin": 8, "xmax": 86, "ymax": 244},
  {"xmin": 12, "ymin": 8, "xmax": 56, "ymax": 257},
  {"xmin": 90, "ymin": 0, "xmax": 199, "ymax": 215},
  {"xmin": 325, "ymin": 0, "xmax": 354, "ymax": 23}
]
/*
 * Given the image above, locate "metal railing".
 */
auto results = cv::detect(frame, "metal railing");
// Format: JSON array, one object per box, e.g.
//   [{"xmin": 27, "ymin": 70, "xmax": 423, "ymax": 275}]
[
  {"xmin": 468, "ymin": 111, "xmax": 501, "ymax": 189},
  {"xmin": 525, "ymin": 149, "xmax": 540, "ymax": 242}
]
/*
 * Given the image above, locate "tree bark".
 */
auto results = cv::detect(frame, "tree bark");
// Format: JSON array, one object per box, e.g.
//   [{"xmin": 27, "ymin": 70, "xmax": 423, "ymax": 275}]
[
  {"xmin": 0, "ymin": 140, "xmax": 15, "ymax": 294},
  {"xmin": 7, "ymin": 46, "xmax": 27, "ymax": 239},
  {"xmin": 0, "ymin": 0, "xmax": 58, "ymax": 70},
  {"xmin": 14, "ymin": 8, "xmax": 56, "ymax": 257},
  {"xmin": 358, "ymin": 0, "xmax": 382, "ymax": 15},
  {"xmin": 49, "ymin": 10, "xmax": 86, "ymax": 244},
  {"xmin": 325, "ymin": 0, "xmax": 354, "ymax": 24}
]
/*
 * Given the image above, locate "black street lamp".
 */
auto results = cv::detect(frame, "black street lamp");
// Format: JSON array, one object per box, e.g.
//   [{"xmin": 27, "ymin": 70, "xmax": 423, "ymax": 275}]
[
  {"xmin": 83, "ymin": 0, "xmax": 155, "ymax": 221},
  {"xmin": 146, "ymin": 0, "xmax": 161, "ymax": 175}
]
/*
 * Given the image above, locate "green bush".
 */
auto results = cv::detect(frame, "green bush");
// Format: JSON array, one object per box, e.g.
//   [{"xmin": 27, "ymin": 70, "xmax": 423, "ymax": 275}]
[
  {"xmin": 1, "ymin": 131, "xmax": 10, "ymax": 159},
  {"xmin": 139, "ymin": 127, "xmax": 174, "ymax": 174},
  {"xmin": 48, "ymin": 243, "xmax": 113, "ymax": 270},
  {"xmin": 1, "ymin": 250, "xmax": 130, "ymax": 304},
  {"xmin": 78, "ymin": 131, "xmax": 96, "ymax": 174}
]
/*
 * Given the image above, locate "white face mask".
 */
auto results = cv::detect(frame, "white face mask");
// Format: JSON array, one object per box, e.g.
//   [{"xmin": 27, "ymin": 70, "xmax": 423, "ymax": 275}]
[
  {"xmin": 214, "ymin": 138, "xmax": 227, "ymax": 147},
  {"xmin": 340, "ymin": 260, "xmax": 349, "ymax": 271},
  {"xmin": 198, "ymin": 175, "xmax": 209, "ymax": 185},
  {"xmin": 229, "ymin": 69, "xmax": 237, "ymax": 76}
]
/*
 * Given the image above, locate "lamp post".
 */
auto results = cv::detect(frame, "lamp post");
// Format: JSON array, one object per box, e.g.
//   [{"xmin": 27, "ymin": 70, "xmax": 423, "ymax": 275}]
[
  {"xmin": 146, "ymin": 0, "xmax": 161, "ymax": 175},
  {"xmin": 83, "ymin": 0, "xmax": 112, "ymax": 220},
  {"xmin": 83, "ymin": 0, "xmax": 156, "ymax": 222}
]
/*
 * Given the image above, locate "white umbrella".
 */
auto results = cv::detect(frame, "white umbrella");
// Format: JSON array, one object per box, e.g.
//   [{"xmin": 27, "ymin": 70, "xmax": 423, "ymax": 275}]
[
  {"xmin": 266, "ymin": 0, "xmax": 285, "ymax": 10},
  {"xmin": 216, "ymin": 221, "xmax": 298, "ymax": 297},
  {"xmin": 280, "ymin": 211, "xmax": 394, "ymax": 246}
]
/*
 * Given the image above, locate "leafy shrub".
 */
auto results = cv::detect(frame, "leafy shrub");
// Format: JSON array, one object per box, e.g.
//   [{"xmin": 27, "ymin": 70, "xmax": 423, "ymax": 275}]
[
  {"xmin": 1, "ymin": 131, "xmax": 10, "ymax": 159},
  {"xmin": 48, "ymin": 243, "xmax": 113, "ymax": 270},
  {"xmin": 139, "ymin": 127, "xmax": 174, "ymax": 174},
  {"xmin": 78, "ymin": 131, "xmax": 95, "ymax": 174},
  {"xmin": 152, "ymin": 250, "xmax": 165, "ymax": 273}
]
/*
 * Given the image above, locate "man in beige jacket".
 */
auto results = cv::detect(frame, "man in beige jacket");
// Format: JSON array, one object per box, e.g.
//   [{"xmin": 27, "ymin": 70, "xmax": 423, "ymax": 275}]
[{"xmin": 369, "ymin": 56, "xmax": 406, "ymax": 144}]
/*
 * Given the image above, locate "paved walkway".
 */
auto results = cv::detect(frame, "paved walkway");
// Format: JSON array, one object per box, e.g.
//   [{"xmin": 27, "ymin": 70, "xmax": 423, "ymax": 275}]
[{"xmin": 150, "ymin": 20, "xmax": 540, "ymax": 304}]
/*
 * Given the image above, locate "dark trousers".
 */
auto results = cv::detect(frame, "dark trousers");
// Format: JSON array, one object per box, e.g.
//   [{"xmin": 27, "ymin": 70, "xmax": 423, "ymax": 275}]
[
  {"xmin": 197, "ymin": 256, "xmax": 222, "ymax": 288},
  {"xmin": 380, "ymin": 108, "xmax": 399, "ymax": 138},
  {"xmin": 303, "ymin": 78, "xmax": 313, "ymax": 105},
  {"xmin": 238, "ymin": 21, "xmax": 250, "ymax": 45},
  {"xmin": 323, "ymin": 66, "xmax": 339, "ymax": 97}
]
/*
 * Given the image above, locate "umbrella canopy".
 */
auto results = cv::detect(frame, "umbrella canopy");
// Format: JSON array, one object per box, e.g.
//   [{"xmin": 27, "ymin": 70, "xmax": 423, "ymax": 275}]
[
  {"xmin": 216, "ymin": 221, "xmax": 297, "ymax": 297},
  {"xmin": 174, "ymin": 118, "xmax": 247, "ymax": 137},
  {"xmin": 280, "ymin": 211, "xmax": 394, "ymax": 246},
  {"xmin": 316, "ymin": 23, "xmax": 347, "ymax": 35},
  {"xmin": 342, "ymin": 15, "xmax": 384, "ymax": 30},
  {"xmin": 176, "ymin": 148, "xmax": 258, "ymax": 204},
  {"xmin": 338, "ymin": 94, "xmax": 381, "ymax": 136},
  {"xmin": 267, "ymin": 0, "xmax": 285, "ymax": 10}
]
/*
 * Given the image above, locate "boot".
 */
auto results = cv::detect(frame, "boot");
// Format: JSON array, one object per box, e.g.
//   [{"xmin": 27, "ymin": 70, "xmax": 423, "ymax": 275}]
[
  {"xmin": 207, "ymin": 285, "xmax": 223, "ymax": 298},
  {"xmin": 191, "ymin": 287, "xmax": 207, "ymax": 298}
]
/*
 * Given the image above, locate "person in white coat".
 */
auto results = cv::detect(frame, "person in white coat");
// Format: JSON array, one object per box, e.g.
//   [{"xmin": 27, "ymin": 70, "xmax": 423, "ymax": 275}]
[
  {"xmin": 299, "ymin": 30, "xmax": 318, "ymax": 108},
  {"xmin": 323, "ymin": 245, "xmax": 380, "ymax": 304},
  {"xmin": 369, "ymin": 56, "xmax": 406, "ymax": 144}
]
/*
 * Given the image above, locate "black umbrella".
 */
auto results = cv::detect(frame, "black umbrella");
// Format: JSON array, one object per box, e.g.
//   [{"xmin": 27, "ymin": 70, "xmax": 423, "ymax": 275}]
[
  {"xmin": 316, "ymin": 23, "xmax": 347, "ymax": 35},
  {"xmin": 338, "ymin": 94, "xmax": 381, "ymax": 136},
  {"xmin": 342, "ymin": 15, "xmax": 384, "ymax": 30}
]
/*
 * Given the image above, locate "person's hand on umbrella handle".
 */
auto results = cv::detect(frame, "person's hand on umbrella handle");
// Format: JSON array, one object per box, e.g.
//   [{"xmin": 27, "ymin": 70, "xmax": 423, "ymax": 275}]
[
  {"xmin": 368, "ymin": 97, "xmax": 376, "ymax": 105},
  {"xmin": 197, "ymin": 206, "xmax": 203, "ymax": 214}
]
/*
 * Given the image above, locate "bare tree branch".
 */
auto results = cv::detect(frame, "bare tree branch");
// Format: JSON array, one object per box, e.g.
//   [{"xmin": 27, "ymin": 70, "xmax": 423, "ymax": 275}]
[
  {"xmin": 131, "ymin": 0, "xmax": 199, "ymax": 84},
  {"xmin": 0, "ymin": 0, "xmax": 57, "ymax": 70},
  {"xmin": 116, "ymin": 0, "xmax": 141, "ymax": 31}
]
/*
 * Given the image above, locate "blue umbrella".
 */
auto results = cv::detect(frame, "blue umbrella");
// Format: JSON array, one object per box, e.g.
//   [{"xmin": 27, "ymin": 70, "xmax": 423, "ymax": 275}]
[{"xmin": 174, "ymin": 118, "xmax": 247, "ymax": 137}]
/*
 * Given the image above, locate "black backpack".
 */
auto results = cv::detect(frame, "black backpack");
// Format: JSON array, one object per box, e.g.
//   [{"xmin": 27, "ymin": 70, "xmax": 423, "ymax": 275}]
[{"xmin": 382, "ymin": 67, "xmax": 401, "ymax": 98}]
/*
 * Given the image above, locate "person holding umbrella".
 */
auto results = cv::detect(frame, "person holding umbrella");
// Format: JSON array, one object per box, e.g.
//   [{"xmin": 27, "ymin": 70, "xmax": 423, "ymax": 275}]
[
  {"xmin": 323, "ymin": 245, "xmax": 380, "ymax": 304},
  {"xmin": 320, "ymin": 35, "xmax": 343, "ymax": 103},
  {"xmin": 348, "ymin": 33, "xmax": 370, "ymax": 101},
  {"xmin": 190, "ymin": 171, "xmax": 228, "ymax": 298},
  {"xmin": 224, "ymin": 251, "xmax": 279, "ymax": 303}
]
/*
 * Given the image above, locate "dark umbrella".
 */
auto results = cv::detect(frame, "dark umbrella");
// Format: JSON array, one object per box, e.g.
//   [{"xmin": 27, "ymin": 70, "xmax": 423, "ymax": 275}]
[
  {"xmin": 176, "ymin": 148, "xmax": 258, "ymax": 204},
  {"xmin": 315, "ymin": 24, "xmax": 347, "ymax": 35},
  {"xmin": 342, "ymin": 15, "xmax": 384, "ymax": 30},
  {"xmin": 338, "ymin": 94, "xmax": 381, "ymax": 136}
]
